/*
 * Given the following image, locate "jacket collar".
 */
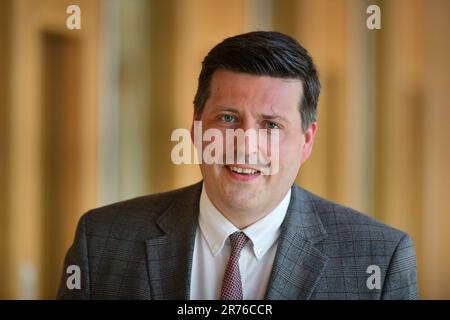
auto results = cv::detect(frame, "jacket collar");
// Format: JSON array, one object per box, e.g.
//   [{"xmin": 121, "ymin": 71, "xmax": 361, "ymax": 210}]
[
  {"xmin": 265, "ymin": 184, "xmax": 329, "ymax": 299},
  {"xmin": 145, "ymin": 181, "xmax": 202, "ymax": 299}
]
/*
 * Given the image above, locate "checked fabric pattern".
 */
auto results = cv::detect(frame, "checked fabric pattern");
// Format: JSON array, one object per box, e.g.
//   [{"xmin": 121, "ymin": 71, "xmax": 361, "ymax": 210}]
[
  {"xmin": 220, "ymin": 231, "xmax": 249, "ymax": 300},
  {"xmin": 57, "ymin": 181, "xmax": 418, "ymax": 300}
]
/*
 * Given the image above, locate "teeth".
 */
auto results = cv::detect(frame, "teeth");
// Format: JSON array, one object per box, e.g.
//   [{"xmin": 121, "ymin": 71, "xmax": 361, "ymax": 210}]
[{"xmin": 229, "ymin": 166, "xmax": 258, "ymax": 175}]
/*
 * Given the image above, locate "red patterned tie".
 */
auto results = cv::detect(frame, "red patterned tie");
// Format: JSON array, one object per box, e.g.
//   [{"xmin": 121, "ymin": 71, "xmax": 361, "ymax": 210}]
[{"xmin": 220, "ymin": 231, "xmax": 249, "ymax": 300}]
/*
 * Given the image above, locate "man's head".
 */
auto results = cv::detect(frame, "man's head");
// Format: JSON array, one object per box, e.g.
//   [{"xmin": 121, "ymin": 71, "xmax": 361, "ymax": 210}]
[
  {"xmin": 191, "ymin": 31, "xmax": 320, "ymax": 226},
  {"xmin": 194, "ymin": 31, "xmax": 320, "ymax": 132}
]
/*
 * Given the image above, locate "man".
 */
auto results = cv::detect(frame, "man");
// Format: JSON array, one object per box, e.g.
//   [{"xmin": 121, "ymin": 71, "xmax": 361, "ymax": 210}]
[{"xmin": 58, "ymin": 31, "xmax": 418, "ymax": 299}]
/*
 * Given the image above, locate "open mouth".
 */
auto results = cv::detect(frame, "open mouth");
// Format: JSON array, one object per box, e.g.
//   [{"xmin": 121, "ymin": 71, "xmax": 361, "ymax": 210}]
[
  {"xmin": 224, "ymin": 165, "xmax": 262, "ymax": 180},
  {"xmin": 227, "ymin": 165, "xmax": 261, "ymax": 174}
]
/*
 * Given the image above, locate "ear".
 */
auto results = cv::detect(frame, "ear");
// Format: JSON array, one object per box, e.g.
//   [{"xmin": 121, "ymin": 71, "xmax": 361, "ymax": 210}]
[{"xmin": 300, "ymin": 122, "xmax": 317, "ymax": 165}]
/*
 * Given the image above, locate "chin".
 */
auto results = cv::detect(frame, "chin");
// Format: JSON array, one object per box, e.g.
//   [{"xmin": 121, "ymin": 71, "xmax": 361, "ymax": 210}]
[{"xmin": 222, "ymin": 185, "xmax": 262, "ymax": 210}]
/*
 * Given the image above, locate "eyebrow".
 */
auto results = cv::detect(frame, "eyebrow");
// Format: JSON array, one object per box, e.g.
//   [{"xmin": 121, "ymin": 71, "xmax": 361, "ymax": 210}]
[
  {"xmin": 260, "ymin": 113, "xmax": 287, "ymax": 121},
  {"xmin": 215, "ymin": 107, "xmax": 240, "ymax": 114}
]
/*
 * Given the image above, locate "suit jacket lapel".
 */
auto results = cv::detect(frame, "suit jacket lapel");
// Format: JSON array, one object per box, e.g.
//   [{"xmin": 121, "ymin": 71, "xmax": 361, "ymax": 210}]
[
  {"xmin": 265, "ymin": 184, "xmax": 329, "ymax": 300},
  {"xmin": 144, "ymin": 182, "xmax": 328, "ymax": 300},
  {"xmin": 145, "ymin": 182, "xmax": 202, "ymax": 299}
]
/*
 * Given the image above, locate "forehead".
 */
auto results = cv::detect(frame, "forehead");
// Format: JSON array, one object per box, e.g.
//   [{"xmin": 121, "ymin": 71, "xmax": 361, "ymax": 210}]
[{"xmin": 206, "ymin": 69, "xmax": 303, "ymax": 114}]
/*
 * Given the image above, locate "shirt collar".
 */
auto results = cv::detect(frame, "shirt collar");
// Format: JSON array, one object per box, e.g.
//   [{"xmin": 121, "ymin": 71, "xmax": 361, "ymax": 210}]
[{"xmin": 199, "ymin": 183, "xmax": 291, "ymax": 260}]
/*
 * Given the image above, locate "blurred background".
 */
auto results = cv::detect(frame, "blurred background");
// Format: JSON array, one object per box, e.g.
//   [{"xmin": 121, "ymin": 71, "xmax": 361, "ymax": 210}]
[{"xmin": 0, "ymin": 0, "xmax": 449, "ymax": 299}]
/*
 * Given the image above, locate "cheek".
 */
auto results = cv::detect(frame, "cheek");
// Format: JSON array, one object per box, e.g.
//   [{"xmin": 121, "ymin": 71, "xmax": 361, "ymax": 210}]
[{"xmin": 279, "ymin": 135, "xmax": 303, "ymax": 166}]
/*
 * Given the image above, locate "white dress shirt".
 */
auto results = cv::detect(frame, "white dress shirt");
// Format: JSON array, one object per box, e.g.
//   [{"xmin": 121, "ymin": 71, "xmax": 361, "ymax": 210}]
[{"xmin": 190, "ymin": 184, "xmax": 291, "ymax": 300}]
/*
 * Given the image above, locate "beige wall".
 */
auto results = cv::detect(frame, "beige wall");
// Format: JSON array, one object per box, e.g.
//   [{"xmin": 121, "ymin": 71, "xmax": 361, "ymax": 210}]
[{"xmin": 421, "ymin": 0, "xmax": 450, "ymax": 299}]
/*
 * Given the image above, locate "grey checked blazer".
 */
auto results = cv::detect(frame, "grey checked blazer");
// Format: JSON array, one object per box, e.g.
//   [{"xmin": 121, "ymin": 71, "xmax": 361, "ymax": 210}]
[{"xmin": 58, "ymin": 181, "xmax": 418, "ymax": 299}]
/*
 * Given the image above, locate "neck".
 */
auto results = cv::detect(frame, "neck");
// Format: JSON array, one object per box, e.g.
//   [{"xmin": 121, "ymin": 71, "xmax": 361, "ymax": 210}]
[
  {"xmin": 221, "ymin": 209, "xmax": 267, "ymax": 229},
  {"xmin": 212, "ymin": 199, "xmax": 282, "ymax": 229},
  {"xmin": 202, "ymin": 184, "xmax": 290, "ymax": 230}
]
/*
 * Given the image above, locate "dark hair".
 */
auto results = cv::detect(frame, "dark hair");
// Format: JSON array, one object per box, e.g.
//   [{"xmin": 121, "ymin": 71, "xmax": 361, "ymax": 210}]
[{"xmin": 193, "ymin": 31, "xmax": 320, "ymax": 132}]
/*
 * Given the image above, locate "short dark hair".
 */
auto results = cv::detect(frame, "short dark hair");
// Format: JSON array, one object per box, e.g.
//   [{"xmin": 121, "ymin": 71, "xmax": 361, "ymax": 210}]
[{"xmin": 193, "ymin": 31, "xmax": 320, "ymax": 132}]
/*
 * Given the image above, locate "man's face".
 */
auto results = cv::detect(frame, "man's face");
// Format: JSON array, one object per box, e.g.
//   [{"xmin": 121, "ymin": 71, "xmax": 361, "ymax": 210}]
[{"xmin": 193, "ymin": 69, "xmax": 316, "ymax": 220}]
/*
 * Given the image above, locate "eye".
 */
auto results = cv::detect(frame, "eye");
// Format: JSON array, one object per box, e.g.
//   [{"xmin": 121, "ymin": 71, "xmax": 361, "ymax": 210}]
[
  {"xmin": 266, "ymin": 121, "xmax": 280, "ymax": 129},
  {"xmin": 221, "ymin": 114, "xmax": 236, "ymax": 123}
]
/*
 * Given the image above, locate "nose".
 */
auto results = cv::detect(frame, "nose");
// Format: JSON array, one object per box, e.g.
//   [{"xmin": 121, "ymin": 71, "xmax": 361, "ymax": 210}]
[{"xmin": 234, "ymin": 120, "xmax": 259, "ymax": 165}]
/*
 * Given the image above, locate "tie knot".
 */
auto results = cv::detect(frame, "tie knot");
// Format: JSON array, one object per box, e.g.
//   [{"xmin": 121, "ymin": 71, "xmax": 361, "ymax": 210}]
[{"xmin": 229, "ymin": 231, "xmax": 248, "ymax": 254}]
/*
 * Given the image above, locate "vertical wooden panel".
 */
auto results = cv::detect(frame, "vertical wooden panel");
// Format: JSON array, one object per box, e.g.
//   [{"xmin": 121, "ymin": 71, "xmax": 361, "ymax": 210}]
[
  {"xmin": 77, "ymin": 0, "xmax": 100, "ymax": 218},
  {"xmin": 373, "ymin": 1, "xmax": 425, "ymax": 297},
  {"xmin": 345, "ymin": 0, "xmax": 377, "ymax": 215},
  {"xmin": 374, "ymin": 0, "xmax": 423, "ymax": 237},
  {"xmin": 40, "ymin": 33, "xmax": 81, "ymax": 299},
  {"xmin": 0, "ymin": 0, "xmax": 12, "ymax": 300},
  {"xmin": 8, "ymin": 0, "xmax": 100, "ymax": 299},
  {"xmin": 245, "ymin": 0, "xmax": 272, "ymax": 31},
  {"xmin": 116, "ymin": 0, "xmax": 153, "ymax": 199},
  {"xmin": 372, "ymin": 0, "xmax": 450, "ymax": 298},
  {"xmin": 9, "ymin": 0, "xmax": 45, "ymax": 299},
  {"xmin": 147, "ymin": 0, "xmax": 178, "ymax": 193},
  {"xmin": 421, "ymin": 0, "xmax": 450, "ymax": 299},
  {"xmin": 272, "ymin": 0, "xmax": 298, "ymax": 34},
  {"xmin": 98, "ymin": 0, "xmax": 121, "ymax": 205}
]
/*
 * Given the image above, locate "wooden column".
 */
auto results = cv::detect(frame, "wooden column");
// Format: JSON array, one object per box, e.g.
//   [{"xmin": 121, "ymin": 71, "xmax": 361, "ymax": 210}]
[
  {"xmin": 0, "ymin": 0, "xmax": 12, "ymax": 300},
  {"xmin": 421, "ymin": 0, "xmax": 450, "ymax": 299},
  {"xmin": 7, "ymin": 0, "xmax": 100, "ymax": 299}
]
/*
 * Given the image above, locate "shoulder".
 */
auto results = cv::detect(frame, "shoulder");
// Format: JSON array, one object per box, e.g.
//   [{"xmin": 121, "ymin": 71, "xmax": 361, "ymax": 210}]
[
  {"xmin": 296, "ymin": 185, "xmax": 410, "ymax": 246},
  {"xmin": 79, "ymin": 181, "xmax": 202, "ymax": 234},
  {"xmin": 295, "ymin": 186, "xmax": 418, "ymax": 299}
]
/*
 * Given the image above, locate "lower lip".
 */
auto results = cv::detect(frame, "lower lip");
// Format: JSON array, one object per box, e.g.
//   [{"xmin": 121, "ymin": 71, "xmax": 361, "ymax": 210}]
[{"xmin": 224, "ymin": 166, "xmax": 262, "ymax": 182}]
